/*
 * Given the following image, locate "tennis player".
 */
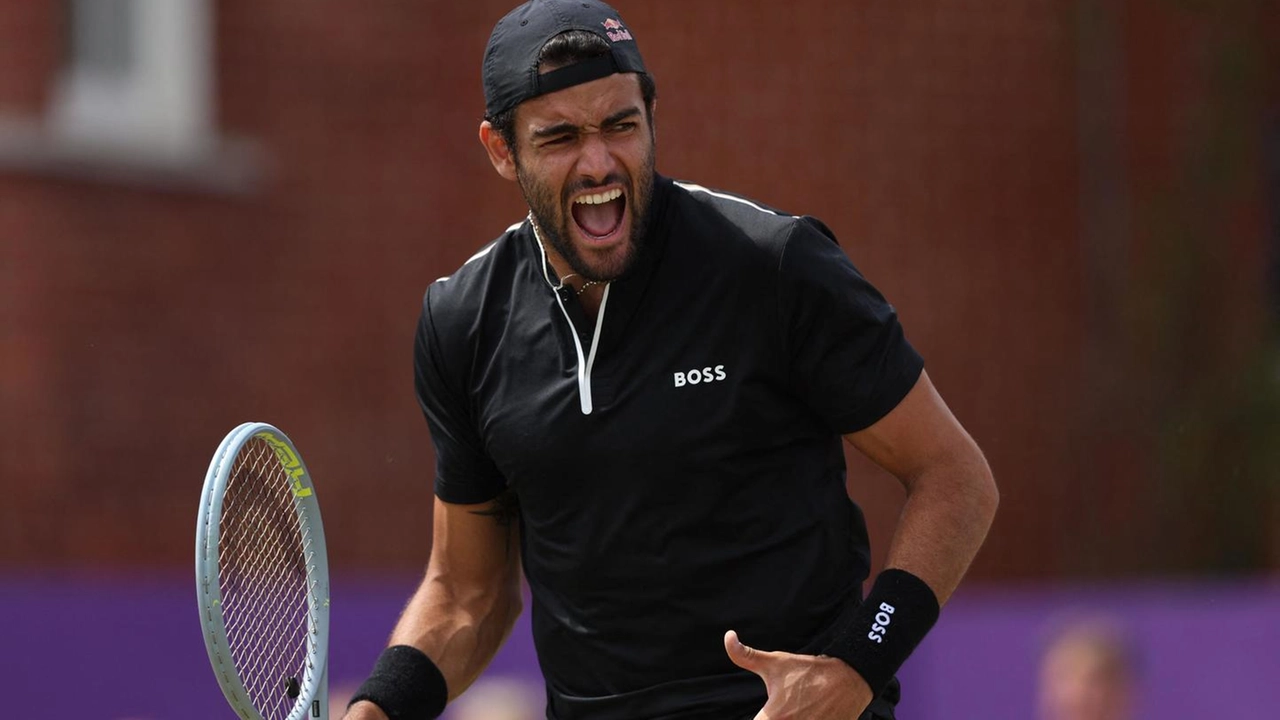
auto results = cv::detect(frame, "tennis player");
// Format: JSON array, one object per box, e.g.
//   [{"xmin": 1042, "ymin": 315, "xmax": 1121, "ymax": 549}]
[{"xmin": 345, "ymin": 1, "xmax": 998, "ymax": 718}]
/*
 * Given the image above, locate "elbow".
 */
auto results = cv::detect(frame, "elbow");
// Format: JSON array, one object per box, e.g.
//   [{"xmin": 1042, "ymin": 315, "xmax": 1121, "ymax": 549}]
[
  {"xmin": 978, "ymin": 461, "xmax": 999, "ymax": 526},
  {"xmin": 919, "ymin": 451, "xmax": 999, "ymax": 522},
  {"xmin": 940, "ymin": 452, "xmax": 999, "ymax": 529}
]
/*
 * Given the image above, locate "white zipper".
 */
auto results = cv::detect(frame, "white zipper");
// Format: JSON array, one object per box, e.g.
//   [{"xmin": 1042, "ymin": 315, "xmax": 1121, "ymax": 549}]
[
  {"xmin": 550, "ymin": 283, "xmax": 609, "ymax": 415},
  {"xmin": 533, "ymin": 218, "xmax": 609, "ymax": 415}
]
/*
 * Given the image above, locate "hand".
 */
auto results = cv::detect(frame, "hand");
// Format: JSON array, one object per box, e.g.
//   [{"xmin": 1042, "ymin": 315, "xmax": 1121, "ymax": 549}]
[
  {"xmin": 342, "ymin": 700, "xmax": 390, "ymax": 720},
  {"xmin": 724, "ymin": 630, "xmax": 874, "ymax": 720}
]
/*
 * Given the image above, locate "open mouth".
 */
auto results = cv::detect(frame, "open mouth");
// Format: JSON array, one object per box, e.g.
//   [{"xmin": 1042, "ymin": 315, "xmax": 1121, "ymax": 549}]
[{"xmin": 570, "ymin": 187, "xmax": 626, "ymax": 240}]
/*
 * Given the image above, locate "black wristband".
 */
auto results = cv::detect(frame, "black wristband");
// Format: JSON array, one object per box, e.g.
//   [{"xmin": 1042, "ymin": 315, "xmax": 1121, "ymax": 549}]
[
  {"xmin": 349, "ymin": 645, "xmax": 449, "ymax": 720},
  {"xmin": 819, "ymin": 569, "xmax": 940, "ymax": 695}
]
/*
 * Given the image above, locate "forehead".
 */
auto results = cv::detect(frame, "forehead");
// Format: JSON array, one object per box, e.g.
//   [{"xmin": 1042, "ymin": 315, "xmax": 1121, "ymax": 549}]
[{"xmin": 516, "ymin": 72, "xmax": 645, "ymax": 132}]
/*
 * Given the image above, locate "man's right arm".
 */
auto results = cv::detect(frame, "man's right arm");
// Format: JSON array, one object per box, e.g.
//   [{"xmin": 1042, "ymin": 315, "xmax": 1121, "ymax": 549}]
[{"xmin": 344, "ymin": 493, "xmax": 524, "ymax": 719}]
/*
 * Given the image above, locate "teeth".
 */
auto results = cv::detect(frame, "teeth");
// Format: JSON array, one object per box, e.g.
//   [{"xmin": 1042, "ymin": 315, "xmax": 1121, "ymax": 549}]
[{"xmin": 574, "ymin": 188, "xmax": 623, "ymax": 205}]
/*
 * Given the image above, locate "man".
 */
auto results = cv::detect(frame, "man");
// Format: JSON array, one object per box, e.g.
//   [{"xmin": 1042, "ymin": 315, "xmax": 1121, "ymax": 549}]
[
  {"xmin": 1038, "ymin": 618, "xmax": 1139, "ymax": 720},
  {"xmin": 345, "ymin": 1, "xmax": 998, "ymax": 718}
]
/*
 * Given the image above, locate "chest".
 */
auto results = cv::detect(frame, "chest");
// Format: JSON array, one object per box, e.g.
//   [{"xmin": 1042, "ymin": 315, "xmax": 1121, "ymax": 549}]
[{"xmin": 468, "ymin": 274, "xmax": 817, "ymax": 501}]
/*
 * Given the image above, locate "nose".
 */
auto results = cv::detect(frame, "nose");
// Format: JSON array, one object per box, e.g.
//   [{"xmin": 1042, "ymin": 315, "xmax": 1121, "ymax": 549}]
[{"xmin": 575, "ymin": 131, "xmax": 616, "ymax": 183}]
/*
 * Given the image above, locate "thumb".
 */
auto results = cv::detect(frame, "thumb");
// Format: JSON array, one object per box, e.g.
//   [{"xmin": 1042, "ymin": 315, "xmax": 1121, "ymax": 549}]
[{"xmin": 724, "ymin": 630, "xmax": 770, "ymax": 674}]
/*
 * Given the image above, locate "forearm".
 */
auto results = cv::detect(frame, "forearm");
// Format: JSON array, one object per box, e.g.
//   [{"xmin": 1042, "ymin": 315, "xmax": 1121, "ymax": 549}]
[
  {"xmin": 388, "ymin": 569, "xmax": 523, "ymax": 700},
  {"xmin": 346, "ymin": 498, "xmax": 522, "ymax": 720},
  {"xmin": 804, "ymin": 454, "xmax": 994, "ymax": 700},
  {"xmin": 881, "ymin": 454, "xmax": 997, "ymax": 605}
]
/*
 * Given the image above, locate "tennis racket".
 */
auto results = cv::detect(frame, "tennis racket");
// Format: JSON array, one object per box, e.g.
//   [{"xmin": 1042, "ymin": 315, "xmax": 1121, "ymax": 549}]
[{"xmin": 196, "ymin": 422, "xmax": 331, "ymax": 720}]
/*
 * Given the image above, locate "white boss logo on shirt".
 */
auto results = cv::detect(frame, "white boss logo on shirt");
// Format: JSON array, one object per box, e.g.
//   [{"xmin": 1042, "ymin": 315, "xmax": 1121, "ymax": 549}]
[{"xmin": 673, "ymin": 365, "xmax": 727, "ymax": 387}]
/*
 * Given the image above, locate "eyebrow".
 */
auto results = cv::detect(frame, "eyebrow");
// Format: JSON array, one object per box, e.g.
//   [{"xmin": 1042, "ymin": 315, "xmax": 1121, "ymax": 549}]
[
  {"xmin": 530, "ymin": 107, "xmax": 643, "ymax": 140},
  {"xmin": 601, "ymin": 107, "xmax": 643, "ymax": 127}
]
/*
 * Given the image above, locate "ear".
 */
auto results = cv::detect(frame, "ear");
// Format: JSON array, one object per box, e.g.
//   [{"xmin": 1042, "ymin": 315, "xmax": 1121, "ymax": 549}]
[{"xmin": 479, "ymin": 120, "xmax": 518, "ymax": 182}]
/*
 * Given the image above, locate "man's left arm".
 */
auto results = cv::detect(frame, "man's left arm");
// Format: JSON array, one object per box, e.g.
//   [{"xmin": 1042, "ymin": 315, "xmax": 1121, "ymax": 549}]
[
  {"xmin": 844, "ymin": 368, "xmax": 998, "ymax": 606},
  {"xmin": 725, "ymin": 369, "xmax": 997, "ymax": 719}
]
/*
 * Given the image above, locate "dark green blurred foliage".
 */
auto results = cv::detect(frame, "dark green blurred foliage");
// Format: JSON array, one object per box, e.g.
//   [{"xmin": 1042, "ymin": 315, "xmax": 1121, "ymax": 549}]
[{"xmin": 1075, "ymin": 0, "xmax": 1279, "ymax": 576}]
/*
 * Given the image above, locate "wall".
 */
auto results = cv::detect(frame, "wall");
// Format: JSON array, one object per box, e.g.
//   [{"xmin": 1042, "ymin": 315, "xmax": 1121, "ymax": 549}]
[{"xmin": 1, "ymin": 1, "xmax": 1276, "ymax": 580}]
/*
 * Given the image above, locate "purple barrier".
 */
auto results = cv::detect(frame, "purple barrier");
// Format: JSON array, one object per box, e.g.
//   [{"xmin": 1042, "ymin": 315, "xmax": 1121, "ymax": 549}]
[
  {"xmin": 899, "ymin": 579, "xmax": 1280, "ymax": 719},
  {"xmin": 0, "ymin": 570, "xmax": 541, "ymax": 720},
  {"xmin": 1, "ymin": 572, "xmax": 1276, "ymax": 718}
]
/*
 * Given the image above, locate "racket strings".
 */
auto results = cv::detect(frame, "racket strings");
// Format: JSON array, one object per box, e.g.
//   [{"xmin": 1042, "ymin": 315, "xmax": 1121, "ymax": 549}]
[{"xmin": 219, "ymin": 438, "xmax": 319, "ymax": 720}]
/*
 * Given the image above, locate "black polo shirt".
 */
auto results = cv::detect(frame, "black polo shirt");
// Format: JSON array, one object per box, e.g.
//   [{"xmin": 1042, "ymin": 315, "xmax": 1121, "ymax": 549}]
[{"xmin": 413, "ymin": 175, "xmax": 923, "ymax": 720}]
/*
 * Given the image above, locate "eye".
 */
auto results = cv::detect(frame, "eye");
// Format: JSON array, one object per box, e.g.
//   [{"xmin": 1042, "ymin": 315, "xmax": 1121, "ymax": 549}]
[
  {"xmin": 542, "ymin": 134, "xmax": 573, "ymax": 147},
  {"xmin": 608, "ymin": 122, "xmax": 637, "ymax": 134}
]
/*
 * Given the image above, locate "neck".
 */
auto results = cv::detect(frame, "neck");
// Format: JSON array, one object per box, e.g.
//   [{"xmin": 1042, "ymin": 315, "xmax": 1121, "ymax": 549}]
[{"xmin": 531, "ymin": 216, "xmax": 608, "ymax": 318}]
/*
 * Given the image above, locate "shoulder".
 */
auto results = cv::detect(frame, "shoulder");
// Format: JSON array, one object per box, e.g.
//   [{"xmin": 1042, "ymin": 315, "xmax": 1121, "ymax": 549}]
[
  {"xmin": 424, "ymin": 218, "xmax": 530, "ymax": 315},
  {"xmin": 664, "ymin": 179, "xmax": 840, "ymax": 265},
  {"xmin": 418, "ymin": 217, "xmax": 532, "ymax": 354}
]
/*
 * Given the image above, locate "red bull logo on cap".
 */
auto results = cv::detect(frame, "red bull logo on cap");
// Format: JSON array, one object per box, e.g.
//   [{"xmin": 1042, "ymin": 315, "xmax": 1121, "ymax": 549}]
[{"xmin": 601, "ymin": 18, "xmax": 633, "ymax": 42}]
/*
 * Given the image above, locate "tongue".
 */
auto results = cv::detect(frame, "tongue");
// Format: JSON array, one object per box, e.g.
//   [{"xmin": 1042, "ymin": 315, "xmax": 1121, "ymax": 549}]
[{"xmin": 573, "ymin": 197, "xmax": 624, "ymax": 237}]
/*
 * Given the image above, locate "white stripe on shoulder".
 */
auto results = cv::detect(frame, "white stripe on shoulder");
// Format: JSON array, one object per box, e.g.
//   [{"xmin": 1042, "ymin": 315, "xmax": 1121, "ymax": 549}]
[
  {"xmin": 434, "ymin": 219, "xmax": 527, "ymax": 283},
  {"xmin": 674, "ymin": 182, "xmax": 793, "ymax": 217}
]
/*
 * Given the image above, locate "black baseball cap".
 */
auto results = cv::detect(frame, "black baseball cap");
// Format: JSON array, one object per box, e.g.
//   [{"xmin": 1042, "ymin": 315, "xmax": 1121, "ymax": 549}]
[{"xmin": 482, "ymin": 0, "xmax": 648, "ymax": 119}]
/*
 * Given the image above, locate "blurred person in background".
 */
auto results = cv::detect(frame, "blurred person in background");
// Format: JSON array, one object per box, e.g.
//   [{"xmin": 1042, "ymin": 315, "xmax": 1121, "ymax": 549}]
[
  {"xmin": 1038, "ymin": 617, "xmax": 1139, "ymax": 720},
  {"xmin": 344, "ymin": 1, "xmax": 998, "ymax": 719}
]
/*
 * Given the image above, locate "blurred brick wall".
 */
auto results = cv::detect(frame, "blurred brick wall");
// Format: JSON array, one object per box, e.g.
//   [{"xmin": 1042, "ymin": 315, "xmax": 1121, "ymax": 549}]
[{"xmin": 0, "ymin": 0, "xmax": 1274, "ymax": 579}]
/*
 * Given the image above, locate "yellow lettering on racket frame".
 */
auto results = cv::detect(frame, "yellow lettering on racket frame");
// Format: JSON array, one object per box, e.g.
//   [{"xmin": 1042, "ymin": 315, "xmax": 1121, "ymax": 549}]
[{"xmin": 257, "ymin": 431, "xmax": 314, "ymax": 498}]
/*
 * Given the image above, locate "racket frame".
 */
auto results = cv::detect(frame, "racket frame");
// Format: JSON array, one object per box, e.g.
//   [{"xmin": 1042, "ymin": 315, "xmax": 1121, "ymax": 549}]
[{"xmin": 196, "ymin": 422, "xmax": 331, "ymax": 720}]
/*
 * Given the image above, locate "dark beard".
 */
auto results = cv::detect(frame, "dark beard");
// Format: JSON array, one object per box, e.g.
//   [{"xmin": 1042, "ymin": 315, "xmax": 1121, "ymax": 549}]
[{"xmin": 518, "ymin": 148, "xmax": 656, "ymax": 283}]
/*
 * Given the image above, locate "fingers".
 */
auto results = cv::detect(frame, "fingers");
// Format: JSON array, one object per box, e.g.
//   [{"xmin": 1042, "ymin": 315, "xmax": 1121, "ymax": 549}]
[
  {"xmin": 724, "ymin": 629, "xmax": 771, "ymax": 674},
  {"xmin": 724, "ymin": 629, "xmax": 749, "ymax": 670}
]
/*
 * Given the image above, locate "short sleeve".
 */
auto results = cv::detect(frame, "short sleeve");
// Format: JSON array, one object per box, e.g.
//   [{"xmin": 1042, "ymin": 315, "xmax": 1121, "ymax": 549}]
[
  {"xmin": 414, "ymin": 285, "xmax": 507, "ymax": 504},
  {"xmin": 777, "ymin": 217, "xmax": 924, "ymax": 434}
]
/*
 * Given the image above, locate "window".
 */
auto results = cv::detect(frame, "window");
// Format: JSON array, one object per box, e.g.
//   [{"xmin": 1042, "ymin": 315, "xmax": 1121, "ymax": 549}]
[
  {"xmin": 0, "ymin": 0, "xmax": 261, "ymax": 193},
  {"xmin": 52, "ymin": 0, "xmax": 213, "ymax": 155}
]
